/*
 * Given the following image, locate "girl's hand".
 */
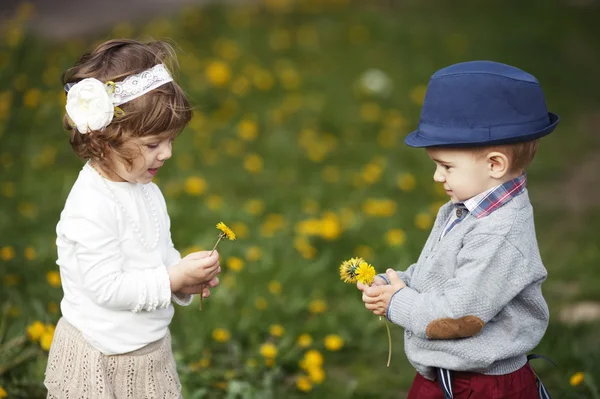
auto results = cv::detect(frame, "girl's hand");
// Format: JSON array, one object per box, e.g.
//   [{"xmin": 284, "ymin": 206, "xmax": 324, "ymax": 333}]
[
  {"xmin": 169, "ymin": 251, "xmax": 221, "ymax": 292},
  {"xmin": 177, "ymin": 276, "xmax": 220, "ymax": 297}
]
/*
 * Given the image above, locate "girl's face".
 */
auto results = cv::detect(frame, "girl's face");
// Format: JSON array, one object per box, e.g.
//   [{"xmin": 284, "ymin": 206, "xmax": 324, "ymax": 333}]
[{"xmin": 105, "ymin": 136, "xmax": 173, "ymax": 184}]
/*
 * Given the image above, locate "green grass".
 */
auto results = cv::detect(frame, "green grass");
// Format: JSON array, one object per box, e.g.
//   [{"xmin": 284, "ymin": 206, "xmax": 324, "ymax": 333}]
[{"xmin": 1, "ymin": 0, "xmax": 600, "ymax": 398}]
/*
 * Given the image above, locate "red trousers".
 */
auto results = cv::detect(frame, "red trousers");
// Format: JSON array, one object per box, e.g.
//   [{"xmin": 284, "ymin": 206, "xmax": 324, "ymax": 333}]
[{"xmin": 407, "ymin": 364, "xmax": 540, "ymax": 399}]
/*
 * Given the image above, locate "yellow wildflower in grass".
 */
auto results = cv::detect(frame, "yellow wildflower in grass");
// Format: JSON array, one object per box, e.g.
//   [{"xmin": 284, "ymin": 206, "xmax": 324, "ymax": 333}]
[
  {"xmin": 245, "ymin": 199, "xmax": 265, "ymax": 215},
  {"xmin": 0, "ymin": 385, "xmax": 6, "ymax": 398},
  {"xmin": 1, "ymin": 245, "xmax": 15, "ymax": 261},
  {"xmin": 297, "ymin": 334, "xmax": 313, "ymax": 348},
  {"xmin": 24, "ymin": 246, "xmax": 36, "ymax": 260},
  {"xmin": 184, "ymin": 176, "xmax": 207, "ymax": 196},
  {"xmin": 308, "ymin": 367, "xmax": 325, "ymax": 384},
  {"xmin": 47, "ymin": 271, "xmax": 61, "ymax": 287},
  {"xmin": 252, "ymin": 69, "xmax": 275, "ymax": 91},
  {"xmin": 226, "ymin": 256, "xmax": 244, "ymax": 272},
  {"xmin": 360, "ymin": 102, "xmax": 381, "ymax": 122},
  {"xmin": 415, "ymin": 212, "xmax": 434, "ymax": 230},
  {"xmin": 243, "ymin": 153, "xmax": 264, "ymax": 174},
  {"xmin": 205, "ymin": 195, "xmax": 222, "ymax": 211},
  {"xmin": 230, "ymin": 222, "xmax": 248, "ymax": 239},
  {"xmin": 356, "ymin": 262, "xmax": 376, "ymax": 285},
  {"xmin": 212, "ymin": 328, "xmax": 231, "ymax": 343},
  {"xmin": 320, "ymin": 212, "xmax": 342, "ymax": 240},
  {"xmin": 48, "ymin": 302, "xmax": 59, "ymax": 314},
  {"xmin": 570, "ymin": 371, "xmax": 584, "ymax": 386},
  {"xmin": 23, "ymin": 88, "xmax": 41, "ymax": 108},
  {"xmin": 268, "ymin": 280, "xmax": 282, "ymax": 295},
  {"xmin": 18, "ymin": 202, "xmax": 37, "ymax": 219},
  {"xmin": 296, "ymin": 375, "xmax": 313, "ymax": 392},
  {"xmin": 294, "ymin": 236, "xmax": 317, "ymax": 259},
  {"xmin": 300, "ymin": 349, "xmax": 323, "ymax": 369},
  {"xmin": 308, "ymin": 299, "xmax": 327, "ymax": 314},
  {"xmin": 324, "ymin": 334, "xmax": 344, "ymax": 351},
  {"xmin": 40, "ymin": 327, "xmax": 54, "ymax": 351},
  {"xmin": 3, "ymin": 274, "xmax": 20, "ymax": 287},
  {"xmin": 259, "ymin": 342, "xmax": 278, "ymax": 358},
  {"xmin": 245, "ymin": 246, "xmax": 263, "ymax": 262},
  {"xmin": 27, "ymin": 321, "xmax": 45, "ymax": 341},
  {"xmin": 231, "ymin": 76, "xmax": 250, "ymax": 96},
  {"xmin": 410, "ymin": 84, "xmax": 428, "ymax": 106},
  {"xmin": 362, "ymin": 198, "xmax": 397, "ymax": 217},
  {"xmin": 397, "ymin": 172, "xmax": 417, "ymax": 192},
  {"xmin": 1, "ymin": 181, "xmax": 15, "ymax": 198},
  {"xmin": 385, "ymin": 228, "xmax": 407, "ymax": 247},
  {"xmin": 255, "ymin": 296, "xmax": 268, "ymax": 310},
  {"xmin": 237, "ymin": 119, "xmax": 258, "ymax": 141},
  {"xmin": 269, "ymin": 324, "xmax": 285, "ymax": 337},
  {"xmin": 205, "ymin": 61, "xmax": 231, "ymax": 87}
]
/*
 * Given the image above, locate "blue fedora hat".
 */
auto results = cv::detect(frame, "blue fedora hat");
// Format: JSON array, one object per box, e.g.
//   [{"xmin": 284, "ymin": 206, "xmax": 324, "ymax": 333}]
[{"xmin": 405, "ymin": 61, "xmax": 560, "ymax": 147}]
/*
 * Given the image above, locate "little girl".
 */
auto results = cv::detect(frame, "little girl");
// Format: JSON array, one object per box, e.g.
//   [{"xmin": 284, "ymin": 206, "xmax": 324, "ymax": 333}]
[{"xmin": 44, "ymin": 39, "xmax": 220, "ymax": 399}]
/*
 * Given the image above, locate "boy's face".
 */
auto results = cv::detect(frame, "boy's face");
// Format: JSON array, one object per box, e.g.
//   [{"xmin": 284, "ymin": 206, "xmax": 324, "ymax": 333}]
[
  {"xmin": 426, "ymin": 147, "xmax": 497, "ymax": 203},
  {"xmin": 108, "ymin": 136, "xmax": 173, "ymax": 184}
]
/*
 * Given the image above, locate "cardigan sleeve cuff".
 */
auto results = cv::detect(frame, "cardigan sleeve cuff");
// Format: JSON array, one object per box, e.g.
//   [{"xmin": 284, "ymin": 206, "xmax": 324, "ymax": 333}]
[
  {"xmin": 386, "ymin": 287, "xmax": 419, "ymax": 329},
  {"xmin": 171, "ymin": 292, "xmax": 194, "ymax": 306}
]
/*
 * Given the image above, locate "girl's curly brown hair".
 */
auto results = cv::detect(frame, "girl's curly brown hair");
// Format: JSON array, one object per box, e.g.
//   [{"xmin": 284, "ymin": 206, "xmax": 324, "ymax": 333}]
[{"xmin": 62, "ymin": 39, "xmax": 192, "ymax": 169}]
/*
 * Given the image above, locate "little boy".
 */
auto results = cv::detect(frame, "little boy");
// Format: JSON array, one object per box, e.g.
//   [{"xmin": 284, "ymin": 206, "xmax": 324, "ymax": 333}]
[{"xmin": 358, "ymin": 61, "xmax": 559, "ymax": 399}]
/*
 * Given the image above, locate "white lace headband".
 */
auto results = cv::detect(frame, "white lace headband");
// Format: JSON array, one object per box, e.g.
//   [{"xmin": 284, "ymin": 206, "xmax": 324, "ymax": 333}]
[{"xmin": 64, "ymin": 64, "xmax": 173, "ymax": 134}]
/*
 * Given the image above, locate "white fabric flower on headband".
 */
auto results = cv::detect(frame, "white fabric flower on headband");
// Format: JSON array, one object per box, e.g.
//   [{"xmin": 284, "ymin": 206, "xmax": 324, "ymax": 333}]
[
  {"xmin": 66, "ymin": 78, "xmax": 114, "ymax": 134},
  {"xmin": 64, "ymin": 64, "xmax": 174, "ymax": 134}
]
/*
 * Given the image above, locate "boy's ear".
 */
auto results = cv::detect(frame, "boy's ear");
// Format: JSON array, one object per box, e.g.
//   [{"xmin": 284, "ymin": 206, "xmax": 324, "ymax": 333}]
[{"xmin": 486, "ymin": 151, "xmax": 509, "ymax": 178}]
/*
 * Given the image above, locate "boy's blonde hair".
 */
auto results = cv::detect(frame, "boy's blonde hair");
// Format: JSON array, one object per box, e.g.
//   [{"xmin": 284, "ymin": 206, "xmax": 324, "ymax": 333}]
[
  {"xmin": 62, "ymin": 39, "xmax": 192, "ymax": 169},
  {"xmin": 474, "ymin": 139, "xmax": 540, "ymax": 174}
]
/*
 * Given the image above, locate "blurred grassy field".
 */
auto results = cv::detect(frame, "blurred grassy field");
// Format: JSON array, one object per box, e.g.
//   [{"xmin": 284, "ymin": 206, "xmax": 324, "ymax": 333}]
[{"xmin": 1, "ymin": 0, "xmax": 600, "ymax": 398}]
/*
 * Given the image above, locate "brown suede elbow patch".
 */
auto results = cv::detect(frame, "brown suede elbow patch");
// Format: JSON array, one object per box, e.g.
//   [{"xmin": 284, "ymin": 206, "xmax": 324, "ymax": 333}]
[{"xmin": 425, "ymin": 316, "xmax": 484, "ymax": 339}]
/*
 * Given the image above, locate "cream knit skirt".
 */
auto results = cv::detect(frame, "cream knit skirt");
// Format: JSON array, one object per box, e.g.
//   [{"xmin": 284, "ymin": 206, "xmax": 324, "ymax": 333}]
[{"xmin": 44, "ymin": 318, "xmax": 182, "ymax": 399}]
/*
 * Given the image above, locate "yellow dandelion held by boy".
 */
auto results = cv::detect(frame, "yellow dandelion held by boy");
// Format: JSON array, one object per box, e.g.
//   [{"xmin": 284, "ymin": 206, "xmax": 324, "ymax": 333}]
[
  {"xmin": 199, "ymin": 222, "xmax": 236, "ymax": 310},
  {"xmin": 339, "ymin": 257, "xmax": 392, "ymax": 367}
]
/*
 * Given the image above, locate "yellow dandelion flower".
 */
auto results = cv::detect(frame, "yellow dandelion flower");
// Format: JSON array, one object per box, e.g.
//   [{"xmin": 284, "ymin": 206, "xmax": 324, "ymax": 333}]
[
  {"xmin": 308, "ymin": 367, "xmax": 325, "ymax": 384},
  {"xmin": 184, "ymin": 176, "xmax": 207, "ymax": 196},
  {"xmin": 226, "ymin": 256, "xmax": 244, "ymax": 272},
  {"xmin": 245, "ymin": 199, "xmax": 265, "ymax": 215},
  {"xmin": 0, "ymin": 386, "xmax": 6, "ymax": 398},
  {"xmin": 216, "ymin": 222, "xmax": 236, "ymax": 240},
  {"xmin": 27, "ymin": 321, "xmax": 45, "ymax": 341},
  {"xmin": 1, "ymin": 246, "xmax": 15, "ymax": 261},
  {"xmin": 243, "ymin": 153, "xmax": 263, "ymax": 174},
  {"xmin": 255, "ymin": 296, "xmax": 268, "ymax": 310},
  {"xmin": 339, "ymin": 257, "xmax": 364, "ymax": 284},
  {"xmin": 324, "ymin": 334, "xmax": 344, "ymax": 351},
  {"xmin": 1, "ymin": 181, "xmax": 15, "ymax": 198},
  {"xmin": 297, "ymin": 334, "xmax": 312, "ymax": 348},
  {"xmin": 237, "ymin": 119, "xmax": 258, "ymax": 141},
  {"xmin": 206, "ymin": 61, "xmax": 231, "ymax": 87},
  {"xmin": 268, "ymin": 280, "xmax": 282, "ymax": 295},
  {"xmin": 296, "ymin": 375, "xmax": 312, "ymax": 392},
  {"xmin": 308, "ymin": 299, "xmax": 327, "ymax": 314},
  {"xmin": 47, "ymin": 271, "xmax": 61, "ymax": 287},
  {"xmin": 269, "ymin": 324, "xmax": 285, "ymax": 337},
  {"xmin": 355, "ymin": 262, "xmax": 376, "ymax": 285},
  {"xmin": 24, "ymin": 246, "xmax": 36, "ymax": 260},
  {"xmin": 212, "ymin": 328, "xmax": 231, "ymax": 343},
  {"xmin": 246, "ymin": 246, "xmax": 263, "ymax": 262},
  {"xmin": 40, "ymin": 330, "xmax": 54, "ymax": 351},
  {"xmin": 259, "ymin": 342, "xmax": 278, "ymax": 358},
  {"xmin": 415, "ymin": 212, "xmax": 433, "ymax": 230},
  {"xmin": 205, "ymin": 195, "xmax": 222, "ymax": 211},
  {"xmin": 570, "ymin": 371, "xmax": 584, "ymax": 386},
  {"xmin": 300, "ymin": 349, "xmax": 323, "ymax": 369},
  {"xmin": 397, "ymin": 172, "xmax": 416, "ymax": 192},
  {"xmin": 385, "ymin": 228, "xmax": 407, "ymax": 247}
]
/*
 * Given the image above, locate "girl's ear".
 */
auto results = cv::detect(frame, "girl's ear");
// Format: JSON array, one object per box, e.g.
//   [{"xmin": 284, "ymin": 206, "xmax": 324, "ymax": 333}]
[{"xmin": 486, "ymin": 151, "xmax": 509, "ymax": 179}]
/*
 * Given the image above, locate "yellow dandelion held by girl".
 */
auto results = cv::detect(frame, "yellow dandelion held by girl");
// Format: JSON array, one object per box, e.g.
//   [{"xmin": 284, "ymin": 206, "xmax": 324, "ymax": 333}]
[
  {"xmin": 340, "ymin": 257, "xmax": 392, "ymax": 367},
  {"xmin": 199, "ymin": 222, "xmax": 236, "ymax": 310}
]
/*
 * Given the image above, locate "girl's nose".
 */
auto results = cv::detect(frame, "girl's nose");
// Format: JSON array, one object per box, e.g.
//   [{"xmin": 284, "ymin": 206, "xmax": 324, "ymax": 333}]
[{"xmin": 158, "ymin": 144, "xmax": 172, "ymax": 161}]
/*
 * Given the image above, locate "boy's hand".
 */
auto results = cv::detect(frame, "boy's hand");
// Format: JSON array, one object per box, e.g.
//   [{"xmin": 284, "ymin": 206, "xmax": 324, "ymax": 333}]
[
  {"xmin": 357, "ymin": 269, "xmax": 406, "ymax": 317},
  {"xmin": 371, "ymin": 276, "xmax": 388, "ymax": 286}
]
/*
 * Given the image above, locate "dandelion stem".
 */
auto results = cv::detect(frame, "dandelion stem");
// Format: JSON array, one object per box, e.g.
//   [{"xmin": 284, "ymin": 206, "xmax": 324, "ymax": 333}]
[
  {"xmin": 200, "ymin": 234, "xmax": 225, "ymax": 310},
  {"xmin": 381, "ymin": 317, "xmax": 392, "ymax": 367}
]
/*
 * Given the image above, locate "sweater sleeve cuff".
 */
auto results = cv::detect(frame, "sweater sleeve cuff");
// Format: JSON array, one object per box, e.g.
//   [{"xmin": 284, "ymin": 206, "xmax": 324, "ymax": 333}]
[
  {"xmin": 132, "ymin": 266, "xmax": 172, "ymax": 313},
  {"xmin": 171, "ymin": 292, "xmax": 194, "ymax": 306},
  {"xmin": 386, "ymin": 287, "xmax": 419, "ymax": 328},
  {"xmin": 377, "ymin": 273, "xmax": 390, "ymax": 284}
]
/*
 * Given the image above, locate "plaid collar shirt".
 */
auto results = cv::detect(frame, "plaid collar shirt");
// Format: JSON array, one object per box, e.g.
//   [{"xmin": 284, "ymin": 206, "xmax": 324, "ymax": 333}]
[{"xmin": 441, "ymin": 173, "xmax": 528, "ymax": 238}]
